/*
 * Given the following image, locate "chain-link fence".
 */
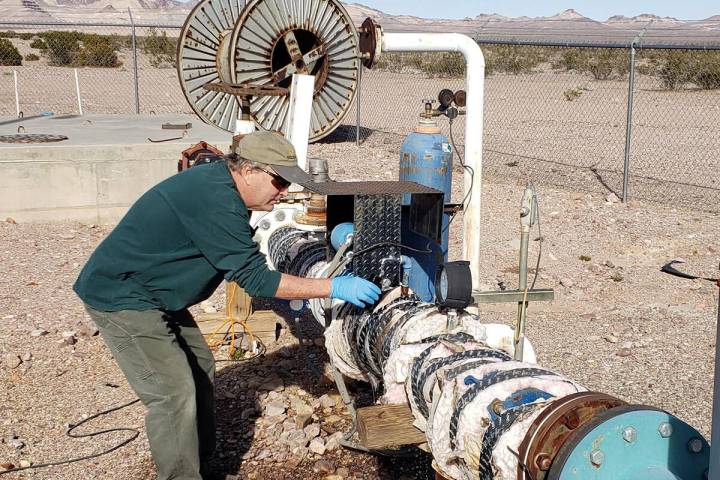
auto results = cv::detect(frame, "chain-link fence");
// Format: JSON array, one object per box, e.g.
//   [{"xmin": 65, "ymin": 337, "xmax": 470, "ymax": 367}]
[
  {"xmin": 1, "ymin": 19, "xmax": 719, "ymax": 211},
  {"xmin": 357, "ymin": 41, "xmax": 720, "ymax": 211}
]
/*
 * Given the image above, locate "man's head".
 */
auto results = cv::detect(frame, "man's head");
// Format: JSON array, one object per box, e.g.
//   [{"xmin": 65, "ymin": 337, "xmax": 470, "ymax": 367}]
[{"xmin": 226, "ymin": 131, "xmax": 315, "ymax": 211}]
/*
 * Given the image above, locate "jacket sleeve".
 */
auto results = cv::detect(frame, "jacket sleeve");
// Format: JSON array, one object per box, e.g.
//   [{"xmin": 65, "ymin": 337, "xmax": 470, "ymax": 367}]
[{"xmin": 162, "ymin": 193, "xmax": 281, "ymax": 298}]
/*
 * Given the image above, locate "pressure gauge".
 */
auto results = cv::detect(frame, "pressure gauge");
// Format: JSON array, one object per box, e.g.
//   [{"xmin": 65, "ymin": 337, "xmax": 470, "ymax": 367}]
[{"xmin": 435, "ymin": 261, "xmax": 473, "ymax": 309}]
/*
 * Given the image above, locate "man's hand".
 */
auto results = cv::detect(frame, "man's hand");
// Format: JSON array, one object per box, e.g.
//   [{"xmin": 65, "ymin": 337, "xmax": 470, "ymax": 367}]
[{"xmin": 330, "ymin": 275, "xmax": 381, "ymax": 308}]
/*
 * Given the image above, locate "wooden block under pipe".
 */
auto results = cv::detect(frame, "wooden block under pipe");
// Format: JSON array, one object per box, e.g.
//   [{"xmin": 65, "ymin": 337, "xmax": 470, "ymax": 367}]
[{"xmin": 356, "ymin": 403, "xmax": 426, "ymax": 450}]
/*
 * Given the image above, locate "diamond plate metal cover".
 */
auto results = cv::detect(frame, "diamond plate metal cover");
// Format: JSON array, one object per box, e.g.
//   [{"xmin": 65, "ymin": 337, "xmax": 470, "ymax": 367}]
[{"xmin": 352, "ymin": 194, "xmax": 401, "ymax": 286}]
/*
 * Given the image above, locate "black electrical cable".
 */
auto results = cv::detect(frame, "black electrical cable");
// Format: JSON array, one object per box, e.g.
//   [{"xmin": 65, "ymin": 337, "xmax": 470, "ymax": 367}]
[
  {"xmin": 351, "ymin": 242, "xmax": 433, "ymax": 258},
  {"xmin": 0, "ymin": 398, "xmax": 141, "ymax": 476}
]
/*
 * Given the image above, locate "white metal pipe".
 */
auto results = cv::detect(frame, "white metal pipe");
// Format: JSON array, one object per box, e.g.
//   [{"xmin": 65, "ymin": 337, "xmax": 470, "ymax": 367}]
[
  {"xmin": 14, "ymin": 70, "xmax": 20, "ymax": 117},
  {"xmin": 74, "ymin": 68, "xmax": 83, "ymax": 116},
  {"xmin": 382, "ymin": 33, "xmax": 485, "ymax": 290},
  {"xmin": 285, "ymin": 73, "xmax": 315, "ymax": 173}
]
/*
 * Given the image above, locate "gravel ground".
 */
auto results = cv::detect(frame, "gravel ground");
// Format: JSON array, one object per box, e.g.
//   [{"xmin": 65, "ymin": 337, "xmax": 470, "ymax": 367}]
[{"xmin": 1, "ymin": 130, "xmax": 719, "ymax": 479}]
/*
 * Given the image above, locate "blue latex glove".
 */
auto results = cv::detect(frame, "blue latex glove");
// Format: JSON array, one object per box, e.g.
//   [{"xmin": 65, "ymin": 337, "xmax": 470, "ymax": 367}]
[{"xmin": 330, "ymin": 275, "xmax": 381, "ymax": 308}]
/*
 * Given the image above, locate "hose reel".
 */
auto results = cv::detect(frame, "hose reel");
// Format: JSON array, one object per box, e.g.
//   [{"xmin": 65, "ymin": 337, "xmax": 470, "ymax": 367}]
[{"xmin": 178, "ymin": 0, "xmax": 360, "ymax": 140}]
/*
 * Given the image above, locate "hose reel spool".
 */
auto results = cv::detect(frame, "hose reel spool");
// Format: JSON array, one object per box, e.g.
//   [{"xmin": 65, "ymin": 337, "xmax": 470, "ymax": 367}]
[{"xmin": 178, "ymin": 0, "xmax": 360, "ymax": 140}]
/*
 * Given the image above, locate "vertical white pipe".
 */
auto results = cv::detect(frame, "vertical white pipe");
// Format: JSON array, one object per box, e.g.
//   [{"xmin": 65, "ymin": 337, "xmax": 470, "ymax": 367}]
[
  {"xmin": 284, "ymin": 73, "xmax": 315, "ymax": 173},
  {"xmin": 74, "ymin": 68, "xmax": 83, "ymax": 115},
  {"xmin": 14, "ymin": 70, "xmax": 20, "ymax": 117},
  {"xmin": 382, "ymin": 33, "xmax": 485, "ymax": 290}
]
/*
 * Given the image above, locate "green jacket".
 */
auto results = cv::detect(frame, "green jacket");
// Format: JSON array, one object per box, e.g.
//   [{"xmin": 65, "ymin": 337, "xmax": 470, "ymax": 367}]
[{"xmin": 74, "ymin": 161, "xmax": 281, "ymax": 312}]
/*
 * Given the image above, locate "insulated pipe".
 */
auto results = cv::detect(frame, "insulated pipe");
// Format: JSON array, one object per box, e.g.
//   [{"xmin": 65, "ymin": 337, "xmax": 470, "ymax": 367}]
[{"xmin": 381, "ymin": 33, "xmax": 485, "ymax": 290}]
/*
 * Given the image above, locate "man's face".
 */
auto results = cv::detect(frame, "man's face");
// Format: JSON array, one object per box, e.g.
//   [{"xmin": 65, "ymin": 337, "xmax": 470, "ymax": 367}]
[{"xmin": 233, "ymin": 165, "xmax": 290, "ymax": 211}]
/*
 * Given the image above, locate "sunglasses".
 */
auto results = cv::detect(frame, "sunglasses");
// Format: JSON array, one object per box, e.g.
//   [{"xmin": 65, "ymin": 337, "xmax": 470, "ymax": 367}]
[{"xmin": 257, "ymin": 166, "xmax": 291, "ymax": 189}]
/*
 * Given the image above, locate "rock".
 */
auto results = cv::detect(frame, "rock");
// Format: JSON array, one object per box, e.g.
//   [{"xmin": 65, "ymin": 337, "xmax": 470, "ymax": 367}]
[
  {"xmin": 604, "ymin": 335, "xmax": 619, "ymax": 344},
  {"xmin": 20, "ymin": 353, "xmax": 32, "ymax": 362},
  {"xmin": 287, "ymin": 430, "xmax": 308, "ymax": 449},
  {"xmin": 304, "ymin": 423, "xmax": 321, "ymax": 439},
  {"xmin": 325, "ymin": 432, "xmax": 344, "ymax": 452},
  {"xmin": 292, "ymin": 399, "xmax": 314, "ymax": 417},
  {"xmin": 295, "ymin": 413, "xmax": 313, "ymax": 429},
  {"xmin": 2, "ymin": 354, "xmax": 21, "ymax": 369},
  {"xmin": 324, "ymin": 414, "xmax": 342, "ymax": 424},
  {"xmin": 77, "ymin": 325, "xmax": 99, "ymax": 337},
  {"xmin": 617, "ymin": 348, "xmax": 632, "ymax": 357},
  {"xmin": 241, "ymin": 407, "xmax": 256, "ymax": 420},
  {"xmin": 309, "ymin": 437, "xmax": 326, "ymax": 455},
  {"xmin": 604, "ymin": 260, "xmax": 616, "ymax": 268},
  {"xmin": 324, "ymin": 476, "xmax": 343, "ymax": 480},
  {"xmin": 318, "ymin": 394, "xmax": 336, "ymax": 409},
  {"xmin": 549, "ymin": 211, "xmax": 561, "ymax": 219},
  {"xmin": 5, "ymin": 217, "xmax": 17, "ymax": 224},
  {"xmin": 621, "ymin": 341, "xmax": 633, "ymax": 349},
  {"xmin": 255, "ymin": 449, "xmax": 271, "ymax": 460},
  {"xmin": 336, "ymin": 467, "xmax": 350, "ymax": 478},
  {"xmin": 312, "ymin": 458, "xmax": 334, "ymax": 474},
  {"xmin": 0, "ymin": 463, "xmax": 15, "ymax": 471},
  {"xmin": 708, "ymin": 245, "xmax": 718, "ymax": 253},
  {"xmin": 7, "ymin": 437, "xmax": 24, "ymax": 450},
  {"xmin": 265, "ymin": 402, "xmax": 286, "ymax": 417},
  {"xmin": 258, "ymin": 376, "xmax": 284, "ymax": 392},
  {"xmin": 605, "ymin": 193, "xmax": 619, "ymax": 203},
  {"xmin": 29, "ymin": 329, "xmax": 48, "ymax": 337},
  {"xmin": 559, "ymin": 277, "xmax": 574, "ymax": 288},
  {"xmin": 17, "ymin": 460, "xmax": 30, "ymax": 468},
  {"xmin": 61, "ymin": 331, "xmax": 77, "ymax": 345}
]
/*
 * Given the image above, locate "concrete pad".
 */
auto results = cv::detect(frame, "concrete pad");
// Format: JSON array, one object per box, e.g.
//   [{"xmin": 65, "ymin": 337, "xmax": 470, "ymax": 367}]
[{"xmin": 0, "ymin": 114, "xmax": 232, "ymax": 223}]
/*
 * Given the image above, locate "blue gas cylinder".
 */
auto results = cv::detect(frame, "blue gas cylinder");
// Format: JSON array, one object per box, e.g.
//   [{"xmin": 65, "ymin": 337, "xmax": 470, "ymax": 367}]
[{"xmin": 399, "ymin": 119, "xmax": 453, "ymax": 301}]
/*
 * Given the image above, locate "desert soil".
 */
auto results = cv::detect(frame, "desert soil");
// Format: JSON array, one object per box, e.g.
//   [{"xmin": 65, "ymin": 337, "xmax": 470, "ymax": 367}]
[{"xmin": 1, "ymin": 126, "xmax": 719, "ymax": 478}]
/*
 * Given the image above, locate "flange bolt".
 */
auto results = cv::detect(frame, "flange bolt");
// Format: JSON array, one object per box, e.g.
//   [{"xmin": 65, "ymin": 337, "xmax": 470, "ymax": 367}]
[
  {"xmin": 590, "ymin": 449, "xmax": 604, "ymax": 467},
  {"xmin": 687, "ymin": 437, "xmax": 704, "ymax": 453},
  {"xmin": 658, "ymin": 422, "xmax": 673, "ymax": 438},
  {"xmin": 622, "ymin": 426, "xmax": 637, "ymax": 443}
]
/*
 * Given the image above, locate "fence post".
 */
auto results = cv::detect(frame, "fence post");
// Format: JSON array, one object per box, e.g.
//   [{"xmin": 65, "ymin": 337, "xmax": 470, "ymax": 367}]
[
  {"xmin": 356, "ymin": 60, "xmax": 362, "ymax": 146},
  {"xmin": 128, "ymin": 8, "xmax": 141, "ymax": 114},
  {"xmin": 622, "ymin": 43, "xmax": 636, "ymax": 203}
]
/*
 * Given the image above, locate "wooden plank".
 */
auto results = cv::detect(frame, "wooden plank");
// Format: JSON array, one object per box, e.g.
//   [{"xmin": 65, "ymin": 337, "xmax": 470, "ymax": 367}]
[
  {"xmin": 195, "ymin": 310, "xmax": 284, "ymax": 345},
  {"xmin": 356, "ymin": 403, "xmax": 426, "ymax": 450}
]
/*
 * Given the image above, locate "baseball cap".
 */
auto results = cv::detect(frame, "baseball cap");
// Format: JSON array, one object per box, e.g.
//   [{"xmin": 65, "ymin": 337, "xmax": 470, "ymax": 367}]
[{"xmin": 231, "ymin": 131, "xmax": 316, "ymax": 190}]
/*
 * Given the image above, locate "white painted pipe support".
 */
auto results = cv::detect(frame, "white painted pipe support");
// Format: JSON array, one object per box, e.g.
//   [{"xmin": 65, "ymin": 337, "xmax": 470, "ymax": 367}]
[
  {"xmin": 285, "ymin": 74, "xmax": 316, "ymax": 174},
  {"xmin": 381, "ymin": 32, "xmax": 485, "ymax": 290}
]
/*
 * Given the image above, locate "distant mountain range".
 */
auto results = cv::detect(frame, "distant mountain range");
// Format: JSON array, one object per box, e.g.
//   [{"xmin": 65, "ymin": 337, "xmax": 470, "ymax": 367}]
[{"xmin": 2, "ymin": 0, "xmax": 718, "ymax": 44}]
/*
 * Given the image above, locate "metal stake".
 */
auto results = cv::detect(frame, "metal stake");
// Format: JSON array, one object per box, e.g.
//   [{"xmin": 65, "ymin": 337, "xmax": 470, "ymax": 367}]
[
  {"xmin": 622, "ymin": 42, "xmax": 636, "ymax": 203},
  {"xmin": 13, "ymin": 70, "xmax": 20, "ymax": 118},
  {"xmin": 513, "ymin": 185, "xmax": 536, "ymax": 361},
  {"xmin": 74, "ymin": 68, "xmax": 83, "ymax": 115},
  {"xmin": 128, "ymin": 8, "xmax": 140, "ymax": 114}
]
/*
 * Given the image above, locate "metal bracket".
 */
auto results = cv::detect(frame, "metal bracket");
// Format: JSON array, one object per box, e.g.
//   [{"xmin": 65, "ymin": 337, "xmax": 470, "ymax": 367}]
[{"xmin": 473, "ymin": 289, "xmax": 555, "ymax": 304}]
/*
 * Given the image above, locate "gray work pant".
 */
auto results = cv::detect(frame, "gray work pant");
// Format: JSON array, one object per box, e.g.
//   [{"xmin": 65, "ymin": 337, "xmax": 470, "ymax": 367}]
[{"xmin": 84, "ymin": 305, "xmax": 216, "ymax": 480}]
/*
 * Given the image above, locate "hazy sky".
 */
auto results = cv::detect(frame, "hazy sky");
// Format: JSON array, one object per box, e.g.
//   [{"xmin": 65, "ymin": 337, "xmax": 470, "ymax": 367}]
[{"xmin": 349, "ymin": 1, "xmax": 718, "ymax": 21}]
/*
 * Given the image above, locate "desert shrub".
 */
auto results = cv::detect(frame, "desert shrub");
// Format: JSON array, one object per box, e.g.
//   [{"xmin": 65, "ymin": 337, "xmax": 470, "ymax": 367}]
[
  {"xmin": 30, "ymin": 37, "xmax": 47, "ymax": 50},
  {"xmin": 552, "ymin": 48, "xmax": 585, "ymax": 71},
  {"xmin": 142, "ymin": 28, "xmax": 176, "ymax": 67},
  {"xmin": 486, "ymin": 45, "xmax": 544, "ymax": 74},
  {"xmin": 421, "ymin": 52, "xmax": 465, "ymax": 77},
  {"xmin": 691, "ymin": 51, "xmax": 720, "ymax": 90},
  {"xmin": 0, "ymin": 31, "xmax": 16, "ymax": 38},
  {"xmin": 105, "ymin": 34, "xmax": 132, "ymax": 50},
  {"xmin": 77, "ymin": 41, "xmax": 119, "ymax": 67},
  {"xmin": 24, "ymin": 53, "xmax": 40, "ymax": 61},
  {"xmin": 657, "ymin": 50, "xmax": 695, "ymax": 90},
  {"xmin": 583, "ymin": 48, "xmax": 628, "ymax": 80},
  {"xmin": 0, "ymin": 38, "xmax": 22, "ymax": 66},
  {"xmin": 42, "ymin": 31, "xmax": 81, "ymax": 65}
]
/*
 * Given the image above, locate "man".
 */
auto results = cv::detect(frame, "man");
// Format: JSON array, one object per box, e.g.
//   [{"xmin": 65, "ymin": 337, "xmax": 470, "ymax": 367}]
[{"xmin": 73, "ymin": 131, "xmax": 380, "ymax": 480}]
